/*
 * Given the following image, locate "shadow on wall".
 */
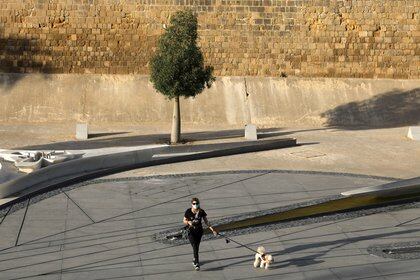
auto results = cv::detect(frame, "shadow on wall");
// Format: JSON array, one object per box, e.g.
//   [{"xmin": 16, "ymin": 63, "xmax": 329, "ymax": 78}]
[
  {"xmin": 0, "ymin": 28, "xmax": 53, "ymax": 92},
  {"xmin": 321, "ymin": 88, "xmax": 420, "ymax": 129}
]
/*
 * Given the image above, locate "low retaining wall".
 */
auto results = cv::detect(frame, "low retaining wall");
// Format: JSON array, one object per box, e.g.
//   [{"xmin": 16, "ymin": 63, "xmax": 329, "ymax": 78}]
[
  {"xmin": 0, "ymin": 74, "xmax": 418, "ymax": 127},
  {"xmin": 0, "ymin": 138, "xmax": 296, "ymax": 200}
]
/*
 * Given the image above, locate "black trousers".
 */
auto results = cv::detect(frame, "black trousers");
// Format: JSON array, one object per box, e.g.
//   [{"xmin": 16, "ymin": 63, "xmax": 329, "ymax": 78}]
[{"xmin": 188, "ymin": 229, "xmax": 203, "ymax": 264}]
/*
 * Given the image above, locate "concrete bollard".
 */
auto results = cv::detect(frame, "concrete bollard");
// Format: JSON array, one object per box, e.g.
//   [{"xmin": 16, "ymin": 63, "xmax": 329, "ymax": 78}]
[
  {"xmin": 245, "ymin": 124, "xmax": 258, "ymax": 140},
  {"xmin": 407, "ymin": 126, "xmax": 420, "ymax": 141},
  {"xmin": 76, "ymin": 123, "xmax": 89, "ymax": 140}
]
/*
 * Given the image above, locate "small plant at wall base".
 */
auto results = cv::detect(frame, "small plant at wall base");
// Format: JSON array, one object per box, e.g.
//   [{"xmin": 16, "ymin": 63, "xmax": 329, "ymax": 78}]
[{"xmin": 150, "ymin": 9, "xmax": 215, "ymax": 144}]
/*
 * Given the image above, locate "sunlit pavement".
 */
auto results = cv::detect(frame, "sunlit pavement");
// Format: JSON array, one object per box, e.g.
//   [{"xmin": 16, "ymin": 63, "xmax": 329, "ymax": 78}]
[{"xmin": 1, "ymin": 171, "xmax": 419, "ymax": 280}]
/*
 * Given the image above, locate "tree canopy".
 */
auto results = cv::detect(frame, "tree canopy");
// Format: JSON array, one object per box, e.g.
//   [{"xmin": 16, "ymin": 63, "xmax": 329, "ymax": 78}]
[{"xmin": 150, "ymin": 10, "xmax": 215, "ymax": 99}]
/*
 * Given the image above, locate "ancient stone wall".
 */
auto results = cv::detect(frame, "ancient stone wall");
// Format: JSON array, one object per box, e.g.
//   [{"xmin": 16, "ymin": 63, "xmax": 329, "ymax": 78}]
[{"xmin": 0, "ymin": 0, "xmax": 418, "ymax": 78}]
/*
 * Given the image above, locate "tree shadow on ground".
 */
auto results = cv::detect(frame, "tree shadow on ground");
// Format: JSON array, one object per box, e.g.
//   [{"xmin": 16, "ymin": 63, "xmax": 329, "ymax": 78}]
[
  {"xmin": 321, "ymin": 88, "xmax": 420, "ymax": 129},
  {"xmin": 0, "ymin": 28, "xmax": 54, "ymax": 92},
  {"xmin": 17, "ymin": 127, "xmax": 323, "ymax": 150}
]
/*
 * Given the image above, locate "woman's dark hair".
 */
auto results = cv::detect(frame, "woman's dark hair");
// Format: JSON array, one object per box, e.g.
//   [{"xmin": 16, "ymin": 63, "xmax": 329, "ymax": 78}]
[{"xmin": 191, "ymin": 197, "xmax": 200, "ymax": 204}]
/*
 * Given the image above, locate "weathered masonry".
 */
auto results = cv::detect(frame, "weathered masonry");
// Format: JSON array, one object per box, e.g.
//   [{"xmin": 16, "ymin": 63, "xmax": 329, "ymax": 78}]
[{"xmin": 0, "ymin": 0, "xmax": 418, "ymax": 79}]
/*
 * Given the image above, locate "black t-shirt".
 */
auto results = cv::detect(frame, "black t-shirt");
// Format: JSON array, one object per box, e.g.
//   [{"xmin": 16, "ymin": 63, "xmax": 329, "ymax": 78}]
[{"xmin": 184, "ymin": 208, "xmax": 207, "ymax": 231}]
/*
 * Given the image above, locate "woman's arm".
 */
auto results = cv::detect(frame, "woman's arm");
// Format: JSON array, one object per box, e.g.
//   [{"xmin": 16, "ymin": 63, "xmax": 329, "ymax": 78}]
[
  {"xmin": 183, "ymin": 216, "xmax": 192, "ymax": 227},
  {"xmin": 203, "ymin": 216, "xmax": 217, "ymax": 235}
]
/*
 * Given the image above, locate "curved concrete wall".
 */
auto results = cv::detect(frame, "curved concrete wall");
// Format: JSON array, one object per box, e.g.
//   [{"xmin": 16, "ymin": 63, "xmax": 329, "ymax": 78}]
[
  {"xmin": 0, "ymin": 74, "xmax": 419, "ymax": 127},
  {"xmin": 342, "ymin": 177, "xmax": 420, "ymax": 197},
  {"xmin": 0, "ymin": 139, "xmax": 296, "ymax": 200}
]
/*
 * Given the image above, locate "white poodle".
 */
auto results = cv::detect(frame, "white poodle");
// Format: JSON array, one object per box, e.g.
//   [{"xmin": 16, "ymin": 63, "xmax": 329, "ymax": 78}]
[{"xmin": 253, "ymin": 246, "xmax": 273, "ymax": 269}]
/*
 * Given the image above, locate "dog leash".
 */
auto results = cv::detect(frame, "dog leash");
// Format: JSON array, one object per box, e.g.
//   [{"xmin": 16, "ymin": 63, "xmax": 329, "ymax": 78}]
[{"xmin": 217, "ymin": 232, "xmax": 259, "ymax": 254}]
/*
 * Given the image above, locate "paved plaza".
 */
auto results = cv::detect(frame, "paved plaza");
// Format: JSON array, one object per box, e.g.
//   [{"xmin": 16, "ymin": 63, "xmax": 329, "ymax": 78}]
[
  {"xmin": 1, "ymin": 171, "xmax": 419, "ymax": 280},
  {"xmin": 1, "ymin": 124, "xmax": 419, "ymax": 179},
  {"xmin": 0, "ymin": 2, "xmax": 418, "ymax": 279}
]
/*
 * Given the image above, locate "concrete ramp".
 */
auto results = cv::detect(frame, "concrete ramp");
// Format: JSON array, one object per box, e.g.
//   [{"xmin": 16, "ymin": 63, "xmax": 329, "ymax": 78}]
[{"xmin": 341, "ymin": 177, "xmax": 420, "ymax": 197}]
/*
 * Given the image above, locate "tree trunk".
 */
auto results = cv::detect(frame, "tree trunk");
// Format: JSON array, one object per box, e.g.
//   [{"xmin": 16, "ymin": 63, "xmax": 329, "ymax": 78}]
[{"xmin": 171, "ymin": 96, "xmax": 181, "ymax": 144}]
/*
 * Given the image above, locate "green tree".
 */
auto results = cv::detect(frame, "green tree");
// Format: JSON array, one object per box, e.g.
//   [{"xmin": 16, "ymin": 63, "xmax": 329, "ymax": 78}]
[{"xmin": 150, "ymin": 9, "xmax": 215, "ymax": 144}]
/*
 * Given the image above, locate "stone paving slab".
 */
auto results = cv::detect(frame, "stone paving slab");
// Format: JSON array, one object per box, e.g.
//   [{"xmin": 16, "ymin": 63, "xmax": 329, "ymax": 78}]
[
  {"xmin": 0, "ymin": 207, "xmax": 26, "ymax": 250},
  {"xmin": 0, "ymin": 171, "xmax": 419, "ymax": 280},
  {"xmin": 302, "ymin": 269, "xmax": 341, "ymax": 280}
]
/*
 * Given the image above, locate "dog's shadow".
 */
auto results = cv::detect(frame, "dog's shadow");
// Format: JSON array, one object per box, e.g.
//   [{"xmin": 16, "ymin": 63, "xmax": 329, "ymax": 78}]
[
  {"xmin": 269, "ymin": 253, "xmax": 325, "ymax": 269},
  {"xmin": 203, "ymin": 252, "xmax": 325, "ymax": 271}
]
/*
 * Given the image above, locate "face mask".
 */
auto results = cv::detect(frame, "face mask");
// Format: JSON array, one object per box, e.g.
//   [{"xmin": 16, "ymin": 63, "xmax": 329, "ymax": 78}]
[{"xmin": 192, "ymin": 204, "xmax": 199, "ymax": 209}]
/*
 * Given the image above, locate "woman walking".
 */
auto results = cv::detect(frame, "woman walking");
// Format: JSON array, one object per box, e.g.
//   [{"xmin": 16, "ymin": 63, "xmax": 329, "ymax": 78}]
[{"xmin": 183, "ymin": 197, "xmax": 217, "ymax": 271}]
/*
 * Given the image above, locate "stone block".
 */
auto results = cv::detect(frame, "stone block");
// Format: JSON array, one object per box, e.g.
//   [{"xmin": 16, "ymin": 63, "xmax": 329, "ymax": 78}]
[
  {"xmin": 76, "ymin": 123, "xmax": 89, "ymax": 140},
  {"xmin": 407, "ymin": 126, "xmax": 420, "ymax": 141},
  {"xmin": 245, "ymin": 124, "xmax": 258, "ymax": 140},
  {"xmin": 0, "ymin": 1, "xmax": 417, "ymax": 78}
]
